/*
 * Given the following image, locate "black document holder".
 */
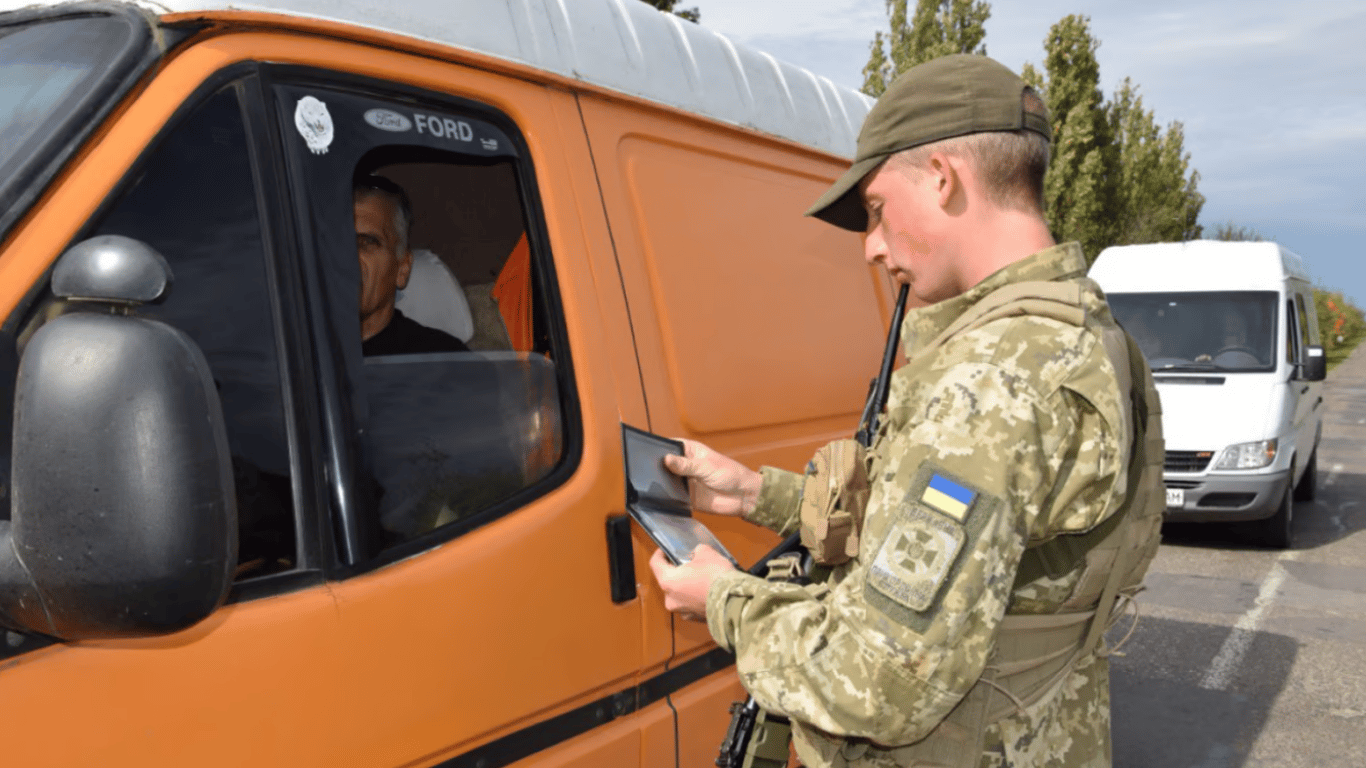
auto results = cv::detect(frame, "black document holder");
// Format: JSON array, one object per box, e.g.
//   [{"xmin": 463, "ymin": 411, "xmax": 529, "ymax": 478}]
[{"xmin": 622, "ymin": 424, "xmax": 737, "ymax": 566}]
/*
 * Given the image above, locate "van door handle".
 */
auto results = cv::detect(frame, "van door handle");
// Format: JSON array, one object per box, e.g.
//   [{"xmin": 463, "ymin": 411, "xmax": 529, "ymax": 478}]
[
  {"xmin": 1299, "ymin": 385, "xmax": 1309, "ymax": 394},
  {"xmin": 606, "ymin": 515, "xmax": 637, "ymax": 603}
]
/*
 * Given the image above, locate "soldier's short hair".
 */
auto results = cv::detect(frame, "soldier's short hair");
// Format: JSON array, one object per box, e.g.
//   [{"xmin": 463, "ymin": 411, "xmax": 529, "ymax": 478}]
[{"xmin": 890, "ymin": 87, "xmax": 1050, "ymax": 215}]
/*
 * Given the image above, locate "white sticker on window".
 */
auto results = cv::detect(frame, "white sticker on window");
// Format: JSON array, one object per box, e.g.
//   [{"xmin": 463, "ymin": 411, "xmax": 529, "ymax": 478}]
[{"xmin": 294, "ymin": 96, "xmax": 334, "ymax": 155}]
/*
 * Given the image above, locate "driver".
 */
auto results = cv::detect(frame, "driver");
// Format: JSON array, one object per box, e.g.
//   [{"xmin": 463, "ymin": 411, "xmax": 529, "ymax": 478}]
[
  {"xmin": 1197, "ymin": 312, "xmax": 1249, "ymax": 363},
  {"xmin": 354, "ymin": 174, "xmax": 469, "ymax": 356}
]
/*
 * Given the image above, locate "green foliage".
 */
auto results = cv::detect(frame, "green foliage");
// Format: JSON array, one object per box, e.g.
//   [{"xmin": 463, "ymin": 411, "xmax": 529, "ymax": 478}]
[
  {"xmin": 1209, "ymin": 221, "xmax": 1268, "ymax": 241},
  {"xmin": 1027, "ymin": 16, "xmax": 1203, "ymax": 262},
  {"xmin": 860, "ymin": 10, "xmax": 1205, "ymax": 263},
  {"xmin": 861, "ymin": 0, "xmax": 991, "ymax": 96},
  {"xmin": 640, "ymin": 0, "xmax": 699, "ymax": 23},
  {"xmin": 1313, "ymin": 288, "xmax": 1366, "ymax": 370},
  {"xmin": 1036, "ymin": 15, "xmax": 1119, "ymax": 261},
  {"xmin": 1108, "ymin": 78, "xmax": 1204, "ymax": 244}
]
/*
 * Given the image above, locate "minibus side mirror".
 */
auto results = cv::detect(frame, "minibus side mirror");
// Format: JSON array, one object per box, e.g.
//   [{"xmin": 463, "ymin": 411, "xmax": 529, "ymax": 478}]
[
  {"xmin": 0, "ymin": 236, "xmax": 236, "ymax": 640},
  {"xmin": 1300, "ymin": 345, "xmax": 1326, "ymax": 382}
]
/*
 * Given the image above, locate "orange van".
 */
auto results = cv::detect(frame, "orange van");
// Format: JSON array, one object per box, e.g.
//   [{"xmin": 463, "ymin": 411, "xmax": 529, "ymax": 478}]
[{"xmin": 0, "ymin": 2, "xmax": 895, "ymax": 765}]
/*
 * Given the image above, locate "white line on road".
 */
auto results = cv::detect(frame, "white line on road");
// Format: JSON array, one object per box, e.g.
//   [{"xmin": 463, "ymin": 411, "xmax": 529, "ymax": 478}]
[
  {"xmin": 1199, "ymin": 552, "xmax": 1297, "ymax": 691},
  {"xmin": 1325, "ymin": 462, "xmax": 1345, "ymax": 487}
]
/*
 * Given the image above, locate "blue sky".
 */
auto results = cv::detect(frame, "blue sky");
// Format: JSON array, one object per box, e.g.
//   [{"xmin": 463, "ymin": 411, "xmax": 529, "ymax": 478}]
[{"xmin": 702, "ymin": 1, "xmax": 1366, "ymax": 303}]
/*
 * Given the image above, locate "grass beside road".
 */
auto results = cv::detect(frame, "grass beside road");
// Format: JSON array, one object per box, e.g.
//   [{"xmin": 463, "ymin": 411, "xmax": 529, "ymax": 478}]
[{"xmin": 1326, "ymin": 330, "xmax": 1366, "ymax": 373}]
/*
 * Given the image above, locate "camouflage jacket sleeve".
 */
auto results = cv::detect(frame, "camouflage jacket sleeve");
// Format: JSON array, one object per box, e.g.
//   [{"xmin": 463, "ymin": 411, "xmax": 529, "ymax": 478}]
[
  {"xmin": 705, "ymin": 319, "xmax": 1125, "ymax": 746},
  {"xmin": 742, "ymin": 466, "xmax": 805, "ymax": 535}
]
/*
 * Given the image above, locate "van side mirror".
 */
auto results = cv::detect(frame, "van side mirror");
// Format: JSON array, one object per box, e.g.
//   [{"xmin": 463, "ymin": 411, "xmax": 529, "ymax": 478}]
[
  {"xmin": 1300, "ymin": 345, "xmax": 1326, "ymax": 382},
  {"xmin": 0, "ymin": 236, "xmax": 236, "ymax": 640}
]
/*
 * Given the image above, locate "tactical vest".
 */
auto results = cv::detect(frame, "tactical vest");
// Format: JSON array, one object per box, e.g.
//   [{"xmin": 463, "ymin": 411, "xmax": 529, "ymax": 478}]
[{"xmin": 787, "ymin": 279, "xmax": 1165, "ymax": 768}]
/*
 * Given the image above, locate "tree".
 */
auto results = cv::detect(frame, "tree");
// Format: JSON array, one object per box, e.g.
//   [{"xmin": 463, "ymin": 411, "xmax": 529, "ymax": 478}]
[
  {"xmin": 1108, "ymin": 78, "xmax": 1204, "ymax": 244},
  {"xmin": 1314, "ymin": 288, "xmax": 1366, "ymax": 364},
  {"xmin": 1034, "ymin": 15, "xmax": 1120, "ymax": 261},
  {"xmin": 640, "ymin": 0, "xmax": 699, "ymax": 23},
  {"xmin": 1209, "ymin": 221, "xmax": 1267, "ymax": 241},
  {"xmin": 862, "ymin": 0, "xmax": 991, "ymax": 96}
]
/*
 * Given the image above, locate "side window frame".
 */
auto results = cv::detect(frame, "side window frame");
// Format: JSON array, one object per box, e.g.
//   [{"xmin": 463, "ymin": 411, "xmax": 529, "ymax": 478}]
[
  {"xmin": 3, "ymin": 65, "xmax": 330, "ymax": 612},
  {"xmin": 1285, "ymin": 298, "xmax": 1299, "ymax": 367},
  {"xmin": 1294, "ymin": 292, "xmax": 1312, "ymax": 353},
  {"xmin": 263, "ymin": 65, "xmax": 583, "ymax": 576}
]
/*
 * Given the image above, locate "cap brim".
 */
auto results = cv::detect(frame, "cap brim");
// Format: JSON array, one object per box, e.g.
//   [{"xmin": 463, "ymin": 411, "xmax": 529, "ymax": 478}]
[{"xmin": 804, "ymin": 153, "xmax": 886, "ymax": 232}]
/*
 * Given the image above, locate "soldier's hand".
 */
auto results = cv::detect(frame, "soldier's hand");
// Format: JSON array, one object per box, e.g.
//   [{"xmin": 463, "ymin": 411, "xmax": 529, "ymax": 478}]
[
  {"xmin": 663, "ymin": 439, "xmax": 761, "ymax": 518},
  {"xmin": 649, "ymin": 545, "xmax": 736, "ymax": 621}
]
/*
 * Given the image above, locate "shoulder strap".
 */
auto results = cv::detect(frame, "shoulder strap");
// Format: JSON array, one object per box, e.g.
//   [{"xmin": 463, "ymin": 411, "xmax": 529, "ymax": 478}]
[{"xmin": 919, "ymin": 281, "xmax": 1085, "ymax": 359}]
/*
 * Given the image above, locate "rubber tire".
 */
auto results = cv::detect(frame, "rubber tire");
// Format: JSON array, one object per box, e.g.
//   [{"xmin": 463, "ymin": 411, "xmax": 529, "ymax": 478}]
[
  {"xmin": 1258, "ymin": 482, "xmax": 1295, "ymax": 549},
  {"xmin": 1294, "ymin": 448, "xmax": 1317, "ymax": 502}
]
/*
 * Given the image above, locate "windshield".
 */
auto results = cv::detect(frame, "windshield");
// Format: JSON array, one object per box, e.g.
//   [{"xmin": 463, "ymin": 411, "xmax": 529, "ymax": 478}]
[
  {"xmin": 1108, "ymin": 291, "xmax": 1279, "ymax": 372},
  {"xmin": 0, "ymin": 12, "xmax": 147, "ymax": 234}
]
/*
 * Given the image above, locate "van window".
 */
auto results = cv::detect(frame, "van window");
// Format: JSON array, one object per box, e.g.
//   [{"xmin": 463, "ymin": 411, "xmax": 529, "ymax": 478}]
[
  {"xmin": 273, "ymin": 79, "xmax": 571, "ymax": 557},
  {"xmin": 2, "ymin": 83, "xmax": 299, "ymax": 581},
  {"xmin": 1109, "ymin": 291, "xmax": 1278, "ymax": 372},
  {"xmin": 0, "ymin": 14, "xmax": 142, "ymax": 217},
  {"xmin": 1285, "ymin": 299, "xmax": 1298, "ymax": 365},
  {"xmin": 1295, "ymin": 295, "xmax": 1312, "ymax": 353}
]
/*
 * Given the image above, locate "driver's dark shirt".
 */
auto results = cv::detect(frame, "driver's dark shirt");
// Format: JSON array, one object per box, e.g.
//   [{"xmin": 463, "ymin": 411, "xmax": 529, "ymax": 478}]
[{"xmin": 362, "ymin": 309, "xmax": 469, "ymax": 356}]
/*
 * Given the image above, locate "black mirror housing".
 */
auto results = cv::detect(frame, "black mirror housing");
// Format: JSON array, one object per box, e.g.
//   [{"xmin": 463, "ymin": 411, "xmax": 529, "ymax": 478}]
[
  {"xmin": 1301, "ymin": 345, "xmax": 1327, "ymax": 382},
  {"xmin": 0, "ymin": 239, "xmax": 236, "ymax": 640}
]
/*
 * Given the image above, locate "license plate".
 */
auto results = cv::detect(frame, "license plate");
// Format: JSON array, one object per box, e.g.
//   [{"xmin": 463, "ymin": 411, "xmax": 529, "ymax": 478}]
[{"xmin": 1166, "ymin": 488, "xmax": 1184, "ymax": 508}]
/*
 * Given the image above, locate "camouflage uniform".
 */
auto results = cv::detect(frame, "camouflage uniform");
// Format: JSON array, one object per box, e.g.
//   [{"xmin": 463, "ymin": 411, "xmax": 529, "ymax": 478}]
[{"xmin": 705, "ymin": 242, "xmax": 1143, "ymax": 767}]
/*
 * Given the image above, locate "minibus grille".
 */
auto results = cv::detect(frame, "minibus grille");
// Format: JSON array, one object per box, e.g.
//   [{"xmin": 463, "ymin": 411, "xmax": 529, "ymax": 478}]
[{"xmin": 1165, "ymin": 450, "xmax": 1213, "ymax": 473}]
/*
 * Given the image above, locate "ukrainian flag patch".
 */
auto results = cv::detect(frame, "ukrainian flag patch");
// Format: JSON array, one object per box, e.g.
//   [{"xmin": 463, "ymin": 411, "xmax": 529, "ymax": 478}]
[{"xmin": 920, "ymin": 473, "xmax": 975, "ymax": 521}]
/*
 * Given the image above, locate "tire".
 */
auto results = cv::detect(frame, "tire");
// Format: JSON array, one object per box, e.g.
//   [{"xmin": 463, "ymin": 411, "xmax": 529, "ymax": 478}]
[
  {"xmin": 1258, "ymin": 481, "xmax": 1294, "ymax": 549},
  {"xmin": 1294, "ymin": 448, "xmax": 1317, "ymax": 502}
]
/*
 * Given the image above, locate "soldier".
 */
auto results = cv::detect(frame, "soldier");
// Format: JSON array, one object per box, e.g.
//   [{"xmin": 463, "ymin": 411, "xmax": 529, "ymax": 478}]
[{"xmin": 649, "ymin": 54, "xmax": 1164, "ymax": 767}]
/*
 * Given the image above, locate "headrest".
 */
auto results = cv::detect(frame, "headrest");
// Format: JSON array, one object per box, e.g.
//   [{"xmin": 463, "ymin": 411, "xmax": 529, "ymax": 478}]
[{"xmin": 394, "ymin": 249, "xmax": 474, "ymax": 342}]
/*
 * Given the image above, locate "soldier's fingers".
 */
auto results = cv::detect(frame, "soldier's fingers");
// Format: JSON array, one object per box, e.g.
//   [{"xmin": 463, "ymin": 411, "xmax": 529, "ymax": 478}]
[
  {"xmin": 648, "ymin": 548, "xmax": 673, "ymax": 581},
  {"xmin": 662, "ymin": 452, "xmax": 692, "ymax": 477}
]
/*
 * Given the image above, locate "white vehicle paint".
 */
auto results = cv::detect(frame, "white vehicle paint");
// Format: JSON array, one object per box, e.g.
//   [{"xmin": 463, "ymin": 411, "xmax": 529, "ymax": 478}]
[{"xmin": 1090, "ymin": 240, "xmax": 1326, "ymax": 547}]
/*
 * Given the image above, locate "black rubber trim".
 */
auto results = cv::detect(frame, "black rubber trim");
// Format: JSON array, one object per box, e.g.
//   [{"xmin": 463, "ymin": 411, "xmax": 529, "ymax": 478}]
[{"xmin": 432, "ymin": 646, "xmax": 735, "ymax": 768}]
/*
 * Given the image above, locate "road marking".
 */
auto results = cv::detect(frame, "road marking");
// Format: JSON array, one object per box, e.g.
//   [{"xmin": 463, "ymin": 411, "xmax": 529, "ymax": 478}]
[
  {"xmin": 1198, "ymin": 552, "xmax": 1296, "ymax": 691},
  {"xmin": 1332, "ymin": 500, "xmax": 1356, "ymax": 536},
  {"xmin": 1324, "ymin": 462, "xmax": 1344, "ymax": 487}
]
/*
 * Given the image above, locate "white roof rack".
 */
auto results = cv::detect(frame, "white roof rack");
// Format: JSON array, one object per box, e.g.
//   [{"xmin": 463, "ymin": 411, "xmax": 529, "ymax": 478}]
[{"xmin": 2, "ymin": 0, "xmax": 872, "ymax": 158}]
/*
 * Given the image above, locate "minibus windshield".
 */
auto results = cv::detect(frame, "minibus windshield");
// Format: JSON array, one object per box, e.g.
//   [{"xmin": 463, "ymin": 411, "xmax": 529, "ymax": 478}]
[
  {"xmin": 1108, "ymin": 291, "xmax": 1279, "ymax": 373},
  {"xmin": 0, "ymin": 14, "xmax": 142, "ymax": 218}
]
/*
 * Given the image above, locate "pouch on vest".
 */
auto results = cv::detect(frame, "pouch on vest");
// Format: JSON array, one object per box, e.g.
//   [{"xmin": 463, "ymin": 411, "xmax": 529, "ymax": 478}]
[{"xmin": 799, "ymin": 438, "xmax": 870, "ymax": 566}]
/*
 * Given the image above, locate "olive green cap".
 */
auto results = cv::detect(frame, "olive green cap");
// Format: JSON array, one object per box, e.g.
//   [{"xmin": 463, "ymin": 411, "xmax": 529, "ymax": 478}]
[{"xmin": 806, "ymin": 54, "xmax": 1052, "ymax": 232}]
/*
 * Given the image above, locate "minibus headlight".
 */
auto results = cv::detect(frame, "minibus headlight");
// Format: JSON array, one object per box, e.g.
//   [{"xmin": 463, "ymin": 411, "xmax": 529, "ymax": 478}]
[{"xmin": 1214, "ymin": 439, "xmax": 1278, "ymax": 470}]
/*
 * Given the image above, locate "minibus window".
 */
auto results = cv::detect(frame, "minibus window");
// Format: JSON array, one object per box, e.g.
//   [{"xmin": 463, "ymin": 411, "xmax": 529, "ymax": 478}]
[
  {"xmin": 0, "ymin": 14, "xmax": 145, "ymax": 232},
  {"xmin": 1108, "ymin": 291, "xmax": 1279, "ymax": 372},
  {"xmin": 273, "ymin": 81, "xmax": 576, "ymax": 561},
  {"xmin": 80, "ymin": 84, "xmax": 298, "ymax": 579},
  {"xmin": 1295, "ymin": 296, "xmax": 1311, "ymax": 355}
]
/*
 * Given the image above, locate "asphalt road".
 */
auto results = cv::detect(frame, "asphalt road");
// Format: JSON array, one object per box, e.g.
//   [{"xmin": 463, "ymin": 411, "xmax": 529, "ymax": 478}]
[{"xmin": 1110, "ymin": 347, "xmax": 1366, "ymax": 767}]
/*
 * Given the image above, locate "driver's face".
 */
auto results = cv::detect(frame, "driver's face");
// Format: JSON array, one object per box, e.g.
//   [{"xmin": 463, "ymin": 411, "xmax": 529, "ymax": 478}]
[{"xmin": 355, "ymin": 192, "xmax": 412, "ymax": 328}]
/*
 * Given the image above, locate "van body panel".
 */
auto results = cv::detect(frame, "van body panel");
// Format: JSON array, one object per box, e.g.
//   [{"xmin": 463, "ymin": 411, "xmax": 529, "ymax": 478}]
[
  {"xmin": 578, "ymin": 71, "xmax": 890, "ymax": 767},
  {"xmin": 1, "ymin": 589, "xmax": 346, "ymax": 766},
  {"xmin": 1091, "ymin": 240, "xmax": 1323, "ymax": 526},
  {"xmin": 1156, "ymin": 375, "xmax": 1288, "ymax": 454},
  {"xmin": 0, "ymin": 3, "xmax": 888, "ymax": 765}
]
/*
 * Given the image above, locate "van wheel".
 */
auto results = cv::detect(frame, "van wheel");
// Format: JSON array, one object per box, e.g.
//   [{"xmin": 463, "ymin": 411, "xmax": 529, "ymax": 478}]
[
  {"xmin": 1258, "ymin": 483, "xmax": 1294, "ymax": 549},
  {"xmin": 1294, "ymin": 448, "xmax": 1317, "ymax": 502}
]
